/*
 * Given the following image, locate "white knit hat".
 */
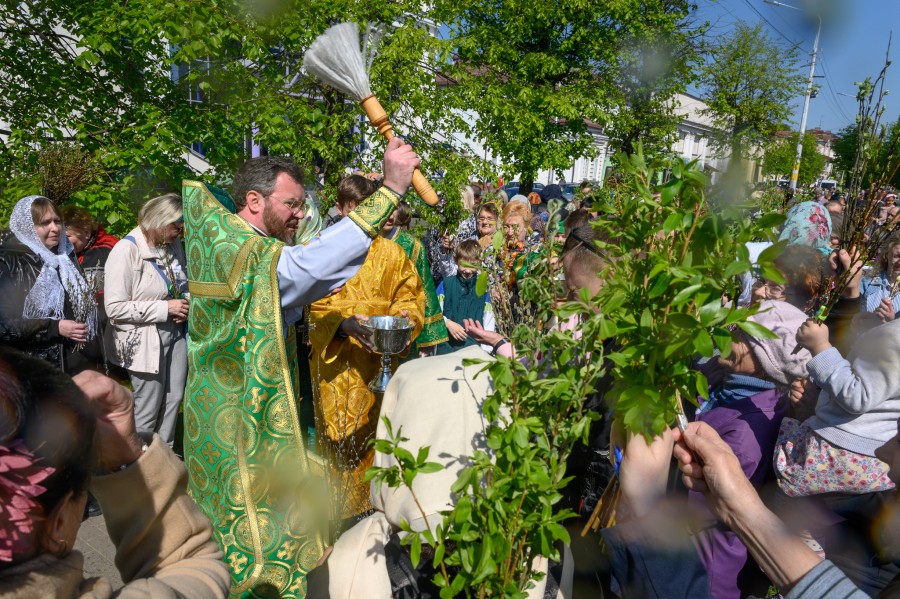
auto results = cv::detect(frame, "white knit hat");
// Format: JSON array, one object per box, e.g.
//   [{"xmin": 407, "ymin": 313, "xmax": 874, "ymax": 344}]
[{"xmin": 744, "ymin": 300, "xmax": 812, "ymax": 385}]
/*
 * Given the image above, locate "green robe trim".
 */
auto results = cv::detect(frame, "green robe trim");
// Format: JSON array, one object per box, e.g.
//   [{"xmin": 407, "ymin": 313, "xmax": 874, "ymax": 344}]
[
  {"xmin": 182, "ymin": 181, "xmax": 401, "ymax": 598},
  {"xmin": 182, "ymin": 180, "xmax": 325, "ymax": 599},
  {"xmin": 387, "ymin": 228, "xmax": 448, "ymax": 350}
]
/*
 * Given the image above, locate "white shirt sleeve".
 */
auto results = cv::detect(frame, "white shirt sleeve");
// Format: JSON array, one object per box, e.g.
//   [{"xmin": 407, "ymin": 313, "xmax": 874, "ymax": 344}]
[{"xmin": 276, "ymin": 218, "xmax": 372, "ymax": 310}]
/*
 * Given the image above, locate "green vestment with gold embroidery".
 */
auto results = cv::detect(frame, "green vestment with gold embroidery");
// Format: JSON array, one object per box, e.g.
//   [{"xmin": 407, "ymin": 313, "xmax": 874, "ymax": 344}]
[
  {"xmin": 181, "ymin": 180, "xmax": 398, "ymax": 598},
  {"xmin": 386, "ymin": 228, "xmax": 448, "ymax": 354}
]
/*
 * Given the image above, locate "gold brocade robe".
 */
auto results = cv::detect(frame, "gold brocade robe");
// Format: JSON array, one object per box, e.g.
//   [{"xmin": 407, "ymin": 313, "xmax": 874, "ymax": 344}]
[{"xmin": 308, "ymin": 236, "xmax": 424, "ymax": 519}]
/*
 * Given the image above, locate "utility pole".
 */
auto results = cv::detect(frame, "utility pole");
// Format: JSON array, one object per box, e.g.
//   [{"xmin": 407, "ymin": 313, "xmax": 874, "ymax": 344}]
[{"xmin": 764, "ymin": 0, "xmax": 822, "ymax": 192}]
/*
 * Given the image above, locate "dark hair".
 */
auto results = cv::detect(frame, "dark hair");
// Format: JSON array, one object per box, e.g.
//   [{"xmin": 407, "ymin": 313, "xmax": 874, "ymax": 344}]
[
  {"xmin": 233, "ymin": 156, "xmax": 305, "ymax": 210},
  {"xmin": 30, "ymin": 197, "xmax": 61, "ymax": 227},
  {"xmin": 59, "ymin": 205, "xmax": 99, "ymax": 235},
  {"xmin": 0, "ymin": 346, "xmax": 96, "ymax": 516},
  {"xmin": 337, "ymin": 174, "xmax": 378, "ymax": 208},
  {"xmin": 564, "ymin": 209, "xmax": 591, "ymax": 235},
  {"xmin": 471, "ymin": 184, "xmax": 482, "ymax": 198},
  {"xmin": 395, "ymin": 201, "xmax": 412, "ymax": 228},
  {"xmin": 455, "ymin": 239, "xmax": 483, "ymax": 264}
]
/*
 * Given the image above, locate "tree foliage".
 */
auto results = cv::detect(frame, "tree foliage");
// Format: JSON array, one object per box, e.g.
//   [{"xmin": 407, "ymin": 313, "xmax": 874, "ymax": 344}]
[
  {"xmin": 0, "ymin": 0, "xmax": 483, "ymax": 227},
  {"xmin": 428, "ymin": 0, "xmax": 699, "ymax": 188},
  {"xmin": 832, "ymin": 123, "xmax": 859, "ymax": 183},
  {"xmin": 609, "ymin": 0, "xmax": 703, "ymax": 158},
  {"xmin": 1, "ymin": 0, "xmax": 701, "ymax": 227},
  {"xmin": 762, "ymin": 132, "xmax": 828, "ymax": 187},
  {"xmin": 831, "ymin": 120, "xmax": 900, "ymax": 190},
  {"xmin": 698, "ymin": 23, "xmax": 805, "ymax": 163}
]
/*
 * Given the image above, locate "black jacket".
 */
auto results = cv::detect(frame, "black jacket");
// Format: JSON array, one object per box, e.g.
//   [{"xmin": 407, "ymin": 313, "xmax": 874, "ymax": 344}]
[{"xmin": 0, "ymin": 235, "xmax": 76, "ymax": 371}]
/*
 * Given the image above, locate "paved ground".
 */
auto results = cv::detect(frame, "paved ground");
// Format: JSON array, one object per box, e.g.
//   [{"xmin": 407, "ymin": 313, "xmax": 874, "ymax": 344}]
[{"xmin": 76, "ymin": 513, "xmax": 123, "ymax": 588}]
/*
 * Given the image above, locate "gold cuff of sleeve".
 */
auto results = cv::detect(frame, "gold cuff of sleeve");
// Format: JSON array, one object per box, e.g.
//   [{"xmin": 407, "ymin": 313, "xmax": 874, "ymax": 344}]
[{"xmin": 348, "ymin": 186, "xmax": 401, "ymax": 239}]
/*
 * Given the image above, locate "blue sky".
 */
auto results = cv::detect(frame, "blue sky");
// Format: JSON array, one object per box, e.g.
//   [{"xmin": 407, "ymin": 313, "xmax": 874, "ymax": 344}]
[{"xmin": 696, "ymin": 0, "xmax": 900, "ymax": 134}]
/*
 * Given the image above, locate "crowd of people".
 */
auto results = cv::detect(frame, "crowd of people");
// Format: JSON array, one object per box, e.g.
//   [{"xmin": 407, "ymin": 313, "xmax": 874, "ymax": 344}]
[{"xmin": 3, "ymin": 135, "xmax": 900, "ymax": 599}]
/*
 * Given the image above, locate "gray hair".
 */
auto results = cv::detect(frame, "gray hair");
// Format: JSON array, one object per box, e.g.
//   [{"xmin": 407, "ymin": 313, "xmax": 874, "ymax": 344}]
[
  {"xmin": 139, "ymin": 193, "xmax": 183, "ymax": 245},
  {"xmin": 232, "ymin": 156, "xmax": 305, "ymax": 210}
]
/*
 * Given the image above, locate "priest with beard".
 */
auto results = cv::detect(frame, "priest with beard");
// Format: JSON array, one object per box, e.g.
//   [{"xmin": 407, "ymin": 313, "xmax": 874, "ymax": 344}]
[{"xmin": 181, "ymin": 139, "xmax": 421, "ymax": 598}]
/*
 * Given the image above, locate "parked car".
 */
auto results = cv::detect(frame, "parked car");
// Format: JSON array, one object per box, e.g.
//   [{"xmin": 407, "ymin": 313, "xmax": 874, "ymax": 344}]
[
  {"xmin": 502, "ymin": 181, "xmax": 544, "ymax": 198},
  {"xmin": 561, "ymin": 183, "xmax": 578, "ymax": 202}
]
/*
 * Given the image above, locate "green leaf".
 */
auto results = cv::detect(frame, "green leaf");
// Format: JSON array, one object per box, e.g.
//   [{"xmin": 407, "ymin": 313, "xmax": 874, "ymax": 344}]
[
  {"xmin": 756, "ymin": 213, "xmax": 787, "ymax": 229},
  {"xmin": 491, "ymin": 229, "xmax": 504, "ymax": 250},
  {"xmin": 418, "ymin": 462, "xmax": 444, "ymax": 474},
  {"xmin": 712, "ymin": 327, "xmax": 733, "ymax": 356},
  {"xmin": 671, "ymin": 284, "xmax": 703, "ymax": 306},
  {"xmin": 410, "ymin": 533, "xmax": 422, "ymax": 568},
  {"xmin": 693, "ymin": 331, "xmax": 714, "ymax": 356},
  {"xmin": 669, "ymin": 313, "xmax": 698, "ymax": 329},
  {"xmin": 475, "ymin": 272, "xmax": 488, "ymax": 297}
]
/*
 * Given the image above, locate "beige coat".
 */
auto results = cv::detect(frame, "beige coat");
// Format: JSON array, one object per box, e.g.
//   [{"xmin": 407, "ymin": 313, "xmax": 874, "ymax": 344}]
[
  {"xmin": 104, "ymin": 228, "xmax": 187, "ymax": 374},
  {"xmin": 314, "ymin": 346, "xmax": 573, "ymax": 599},
  {"xmin": 0, "ymin": 437, "xmax": 230, "ymax": 599}
]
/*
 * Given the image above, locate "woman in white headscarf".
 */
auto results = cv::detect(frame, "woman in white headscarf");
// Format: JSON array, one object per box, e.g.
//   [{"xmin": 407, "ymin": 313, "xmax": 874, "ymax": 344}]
[{"xmin": 0, "ymin": 196, "xmax": 98, "ymax": 373}]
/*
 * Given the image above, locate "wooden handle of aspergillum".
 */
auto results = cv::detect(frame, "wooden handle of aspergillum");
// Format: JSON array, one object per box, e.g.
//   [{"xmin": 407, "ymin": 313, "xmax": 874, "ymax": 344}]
[{"xmin": 359, "ymin": 94, "xmax": 439, "ymax": 206}]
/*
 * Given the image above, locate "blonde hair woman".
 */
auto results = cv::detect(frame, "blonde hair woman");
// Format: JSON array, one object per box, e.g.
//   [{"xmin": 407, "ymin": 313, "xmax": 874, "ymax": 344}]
[{"xmin": 105, "ymin": 193, "xmax": 189, "ymax": 446}]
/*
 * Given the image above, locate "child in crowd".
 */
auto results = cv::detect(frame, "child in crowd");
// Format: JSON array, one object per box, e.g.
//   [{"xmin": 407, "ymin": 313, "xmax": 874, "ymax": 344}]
[
  {"xmin": 437, "ymin": 239, "xmax": 495, "ymax": 353},
  {"xmin": 776, "ymin": 316, "xmax": 900, "ymax": 509}
]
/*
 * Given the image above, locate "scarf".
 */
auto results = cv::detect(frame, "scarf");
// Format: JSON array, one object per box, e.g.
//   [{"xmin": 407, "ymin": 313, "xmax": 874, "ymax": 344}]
[
  {"xmin": 9, "ymin": 196, "xmax": 98, "ymax": 339},
  {"xmin": 778, "ymin": 201, "xmax": 832, "ymax": 254},
  {"xmin": 295, "ymin": 198, "xmax": 324, "ymax": 245},
  {"xmin": 700, "ymin": 374, "xmax": 775, "ymax": 414}
]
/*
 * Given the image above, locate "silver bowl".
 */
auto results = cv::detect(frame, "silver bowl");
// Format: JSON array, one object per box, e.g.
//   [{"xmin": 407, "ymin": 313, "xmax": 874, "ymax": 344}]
[
  {"xmin": 361, "ymin": 315, "xmax": 415, "ymax": 393},
  {"xmin": 363, "ymin": 315, "xmax": 415, "ymax": 356}
]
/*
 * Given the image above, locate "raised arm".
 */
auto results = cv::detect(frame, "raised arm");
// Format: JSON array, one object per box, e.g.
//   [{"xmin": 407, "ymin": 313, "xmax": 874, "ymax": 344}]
[
  {"xmin": 674, "ymin": 422, "xmax": 834, "ymax": 595},
  {"xmin": 798, "ymin": 319, "xmax": 900, "ymax": 415},
  {"xmin": 278, "ymin": 137, "xmax": 421, "ymax": 310},
  {"xmin": 72, "ymin": 371, "xmax": 230, "ymax": 599}
]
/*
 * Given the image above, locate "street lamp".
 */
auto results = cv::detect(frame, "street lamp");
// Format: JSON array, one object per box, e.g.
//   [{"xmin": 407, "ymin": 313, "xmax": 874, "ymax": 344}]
[{"xmin": 764, "ymin": 0, "xmax": 822, "ymax": 192}]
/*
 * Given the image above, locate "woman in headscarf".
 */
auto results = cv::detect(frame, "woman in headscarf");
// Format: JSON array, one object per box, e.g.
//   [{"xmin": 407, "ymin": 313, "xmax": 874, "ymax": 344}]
[
  {"xmin": 738, "ymin": 202, "xmax": 833, "ymax": 307},
  {"xmin": 0, "ymin": 196, "xmax": 98, "ymax": 374},
  {"xmin": 778, "ymin": 201, "xmax": 832, "ymax": 253}
]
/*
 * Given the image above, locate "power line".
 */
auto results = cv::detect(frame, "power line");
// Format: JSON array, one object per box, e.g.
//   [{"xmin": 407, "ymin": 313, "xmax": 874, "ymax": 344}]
[
  {"xmin": 818, "ymin": 50, "xmax": 854, "ymax": 125},
  {"xmin": 740, "ymin": 0, "xmax": 804, "ymax": 50}
]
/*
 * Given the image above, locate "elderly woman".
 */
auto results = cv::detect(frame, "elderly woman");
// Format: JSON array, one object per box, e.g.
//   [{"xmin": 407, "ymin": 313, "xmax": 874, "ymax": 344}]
[
  {"xmin": 0, "ymin": 196, "xmax": 97, "ymax": 374},
  {"xmin": 480, "ymin": 201, "xmax": 542, "ymax": 330},
  {"xmin": 476, "ymin": 202, "xmax": 500, "ymax": 249},
  {"xmin": 0, "ymin": 346, "xmax": 229, "ymax": 597},
  {"xmin": 105, "ymin": 193, "xmax": 189, "ymax": 446},
  {"xmin": 60, "ymin": 205, "xmax": 121, "ymax": 375},
  {"xmin": 500, "ymin": 200, "xmax": 541, "ymax": 288}
]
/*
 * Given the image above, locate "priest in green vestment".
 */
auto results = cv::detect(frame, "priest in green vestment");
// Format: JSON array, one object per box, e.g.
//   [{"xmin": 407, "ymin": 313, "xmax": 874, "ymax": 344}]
[
  {"xmin": 380, "ymin": 207, "xmax": 448, "ymax": 357},
  {"xmin": 182, "ymin": 138, "xmax": 422, "ymax": 599}
]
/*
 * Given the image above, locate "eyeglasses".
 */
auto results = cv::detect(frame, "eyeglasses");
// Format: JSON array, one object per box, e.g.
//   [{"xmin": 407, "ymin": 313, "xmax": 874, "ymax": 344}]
[
  {"xmin": 477, "ymin": 217, "xmax": 496, "ymax": 224},
  {"xmin": 754, "ymin": 279, "xmax": 787, "ymax": 301},
  {"xmin": 280, "ymin": 199, "xmax": 305, "ymax": 214}
]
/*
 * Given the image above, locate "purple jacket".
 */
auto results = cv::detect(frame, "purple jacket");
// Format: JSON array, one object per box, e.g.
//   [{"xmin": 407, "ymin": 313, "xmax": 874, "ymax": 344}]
[{"xmin": 691, "ymin": 388, "xmax": 788, "ymax": 599}]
